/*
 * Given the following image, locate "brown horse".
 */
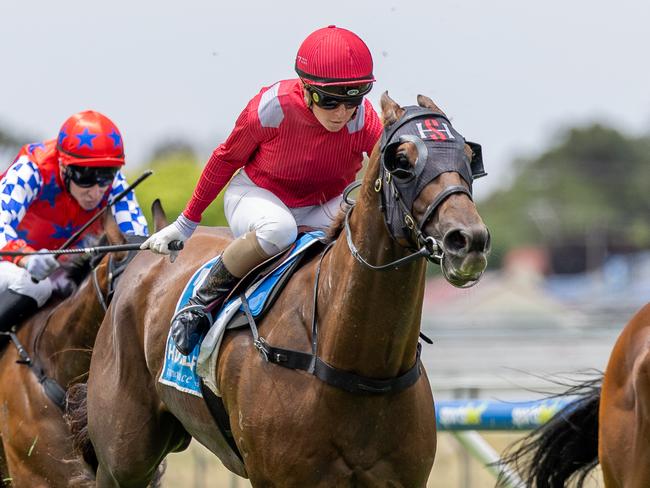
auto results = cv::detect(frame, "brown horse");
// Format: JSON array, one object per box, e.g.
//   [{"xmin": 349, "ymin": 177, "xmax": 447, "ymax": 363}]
[
  {"xmin": 0, "ymin": 203, "xmax": 167, "ymax": 488},
  {"xmin": 82, "ymin": 92, "xmax": 490, "ymax": 487},
  {"xmin": 498, "ymin": 303, "xmax": 650, "ymax": 487}
]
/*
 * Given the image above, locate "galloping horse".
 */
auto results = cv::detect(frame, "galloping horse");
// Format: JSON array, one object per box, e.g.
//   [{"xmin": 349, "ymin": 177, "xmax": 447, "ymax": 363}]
[
  {"xmin": 0, "ymin": 203, "xmax": 167, "ymax": 488},
  {"xmin": 499, "ymin": 302, "xmax": 650, "ymax": 488},
  {"xmin": 81, "ymin": 93, "xmax": 490, "ymax": 487}
]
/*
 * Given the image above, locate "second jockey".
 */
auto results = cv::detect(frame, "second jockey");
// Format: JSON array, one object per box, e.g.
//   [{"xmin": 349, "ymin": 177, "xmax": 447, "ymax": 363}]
[{"xmin": 0, "ymin": 110, "xmax": 148, "ymax": 331}]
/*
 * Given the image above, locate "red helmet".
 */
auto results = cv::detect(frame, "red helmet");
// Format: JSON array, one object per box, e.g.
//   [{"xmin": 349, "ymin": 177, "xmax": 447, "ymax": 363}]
[
  {"xmin": 57, "ymin": 110, "xmax": 125, "ymax": 167},
  {"xmin": 295, "ymin": 25, "xmax": 375, "ymax": 87}
]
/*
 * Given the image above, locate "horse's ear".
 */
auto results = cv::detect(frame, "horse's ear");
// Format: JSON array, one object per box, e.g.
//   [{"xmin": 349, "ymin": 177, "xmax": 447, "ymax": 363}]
[
  {"xmin": 103, "ymin": 210, "xmax": 126, "ymax": 246},
  {"xmin": 151, "ymin": 199, "xmax": 169, "ymax": 233},
  {"xmin": 416, "ymin": 95, "xmax": 446, "ymax": 116},
  {"xmin": 380, "ymin": 91, "xmax": 404, "ymax": 127}
]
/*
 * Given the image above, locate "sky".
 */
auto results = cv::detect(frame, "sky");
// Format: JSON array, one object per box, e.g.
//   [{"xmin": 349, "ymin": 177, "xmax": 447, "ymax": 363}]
[{"xmin": 2, "ymin": 0, "xmax": 650, "ymax": 200}]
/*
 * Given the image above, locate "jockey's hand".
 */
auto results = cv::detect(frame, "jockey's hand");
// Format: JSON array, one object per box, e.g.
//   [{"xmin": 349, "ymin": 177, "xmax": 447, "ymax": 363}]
[
  {"xmin": 23, "ymin": 251, "xmax": 60, "ymax": 280},
  {"xmin": 140, "ymin": 214, "xmax": 198, "ymax": 263}
]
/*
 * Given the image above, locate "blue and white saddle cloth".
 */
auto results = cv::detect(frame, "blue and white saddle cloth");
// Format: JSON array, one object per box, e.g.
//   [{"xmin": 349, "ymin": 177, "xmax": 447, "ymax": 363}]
[{"xmin": 159, "ymin": 231, "xmax": 325, "ymax": 396}]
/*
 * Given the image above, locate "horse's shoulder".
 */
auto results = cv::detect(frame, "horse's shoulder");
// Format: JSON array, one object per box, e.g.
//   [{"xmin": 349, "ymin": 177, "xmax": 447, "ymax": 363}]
[
  {"xmin": 257, "ymin": 253, "xmax": 320, "ymax": 340},
  {"xmin": 194, "ymin": 226, "xmax": 234, "ymax": 240}
]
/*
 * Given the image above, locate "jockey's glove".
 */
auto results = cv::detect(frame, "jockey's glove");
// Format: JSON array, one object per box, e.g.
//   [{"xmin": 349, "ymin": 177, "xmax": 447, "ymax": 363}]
[
  {"xmin": 24, "ymin": 251, "xmax": 60, "ymax": 280},
  {"xmin": 140, "ymin": 214, "xmax": 198, "ymax": 263}
]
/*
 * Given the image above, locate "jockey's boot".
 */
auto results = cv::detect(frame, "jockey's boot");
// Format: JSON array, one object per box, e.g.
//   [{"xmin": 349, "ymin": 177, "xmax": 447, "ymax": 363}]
[
  {"xmin": 0, "ymin": 289, "xmax": 38, "ymax": 334},
  {"xmin": 171, "ymin": 231, "xmax": 272, "ymax": 355},
  {"xmin": 171, "ymin": 258, "xmax": 239, "ymax": 355}
]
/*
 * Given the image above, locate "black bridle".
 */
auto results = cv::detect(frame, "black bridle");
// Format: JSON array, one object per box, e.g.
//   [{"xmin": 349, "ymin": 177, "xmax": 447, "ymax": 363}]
[
  {"xmin": 345, "ymin": 106, "xmax": 486, "ymax": 276},
  {"xmin": 343, "ymin": 184, "xmax": 438, "ymax": 271},
  {"xmin": 91, "ymin": 243, "xmax": 141, "ymax": 311}
]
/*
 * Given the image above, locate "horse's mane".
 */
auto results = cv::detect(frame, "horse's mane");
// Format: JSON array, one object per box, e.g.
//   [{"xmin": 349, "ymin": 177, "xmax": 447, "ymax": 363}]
[
  {"xmin": 61, "ymin": 254, "xmax": 93, "ymax": 286},
  {"xmin": 326, "ymin": 203, "xmax": 351, "ymax": 243}
]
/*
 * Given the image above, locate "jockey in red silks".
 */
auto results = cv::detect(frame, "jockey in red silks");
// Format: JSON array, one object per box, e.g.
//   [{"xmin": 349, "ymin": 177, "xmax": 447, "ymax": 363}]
[
  {"xmin": 141, "ymin": 25, "xmax": 383, "ymax": 355},
  {"xmin": 0, "ymin": 111, "xmax": 148, "ymax": 331}
]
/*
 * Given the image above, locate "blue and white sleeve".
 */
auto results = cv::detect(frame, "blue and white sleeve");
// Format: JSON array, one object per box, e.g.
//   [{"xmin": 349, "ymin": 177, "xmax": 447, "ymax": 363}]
[
  {"xmin": 108, "ymin": 171, "xmax": 149, "ymax": 237},
  {"xmin": 0, "ymin": 157, "xmax": 43, "ymax": 248}
]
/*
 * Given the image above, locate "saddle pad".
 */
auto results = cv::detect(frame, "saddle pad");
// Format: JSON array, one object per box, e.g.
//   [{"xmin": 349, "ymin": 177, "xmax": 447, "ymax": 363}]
[{"xmin": 159, "ymin": 231, "xmax": 325, "ymax": 396}]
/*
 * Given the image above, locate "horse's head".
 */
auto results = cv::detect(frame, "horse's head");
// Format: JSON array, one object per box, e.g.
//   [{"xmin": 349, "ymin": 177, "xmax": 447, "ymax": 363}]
[
  {"xmin": 378, "ymin": 92, "xmax": 491, "ymax": 287},
  {"xmin": 42, "ymin": 198, "xmax": 169, "ymax": 375},
  {"xmin": 61, "ymin": 198, "xmax": 169, "ymax": 313}
]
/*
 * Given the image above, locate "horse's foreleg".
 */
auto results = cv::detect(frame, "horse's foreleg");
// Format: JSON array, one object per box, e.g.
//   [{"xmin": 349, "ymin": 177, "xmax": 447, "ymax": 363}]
[
  {"xmin": 94, "ymin": 462, "xmax": 166, "ymax": 488},
  {"xmin": 95, "ymin": 460, "xmax": 167, "ymax": 488},
  {"xmin": 87, "ymin": 328, "xmax": 184, "ymax": 487},
  {"xmin": 88, "ymin": 379, "xmax": 184, "ymax": 488}
]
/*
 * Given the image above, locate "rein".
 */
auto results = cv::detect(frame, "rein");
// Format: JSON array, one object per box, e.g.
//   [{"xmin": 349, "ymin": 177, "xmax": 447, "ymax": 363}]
[
  {"xmin": 0, "ymin": 241, "xmax": 183, "ymax": 257},
  {"xmin": 92, "ymin": 264, "xmax": 109, "ymax": 312},
  {"xmin": 344, "ymin": 205, "xmax": 433, "ymax": 271},
  {"xmin": 344, "ymin": 187, "xmax": 480, "ymax": 288},
  {"xmin": 343, "ymin": 182, "xmax": 440, "ymax": 271},
  {"xmin": 92, "ymin": 252, "xmax": 131, "ymax": 312},
  {"xmin": 22, "ymin": 256, "xmax": 121, "ymax": 409},
  {"xmin": 57, "ymin": 169, "xmax": 153, "ymax": 251}
]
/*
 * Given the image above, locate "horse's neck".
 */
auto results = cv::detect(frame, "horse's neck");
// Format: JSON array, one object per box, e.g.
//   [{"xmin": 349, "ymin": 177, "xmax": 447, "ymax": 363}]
[
  {"xmin": 38, "ymin": 268, "xmax": 106, "ymax": 384},
  {"xmin": 318, "ymin": 158, "xmax": 426, "ymax": 377}
]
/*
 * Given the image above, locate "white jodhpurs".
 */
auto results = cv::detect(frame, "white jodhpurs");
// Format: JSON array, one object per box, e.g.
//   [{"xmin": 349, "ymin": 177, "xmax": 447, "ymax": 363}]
[
  {"xmin": 224, "ymin": 170, "xmax": 343, "ymax": 255},
  {"xmin": 0, "ymin": 261, "xmax": 53, "ymax": 307}
]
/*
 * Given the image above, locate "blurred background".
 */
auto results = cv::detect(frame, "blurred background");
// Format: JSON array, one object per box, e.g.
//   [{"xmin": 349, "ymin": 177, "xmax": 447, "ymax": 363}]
[{"xmin": 2, "ymin": 0, "xmax": 649, "ymax": 486}]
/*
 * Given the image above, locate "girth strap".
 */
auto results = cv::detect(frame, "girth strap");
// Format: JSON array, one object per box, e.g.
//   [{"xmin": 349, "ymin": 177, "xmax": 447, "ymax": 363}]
[
  {"xmin": 314, "ymin": 349, "xmax": 421, "ymax": 394},
  {"xmin": 199, "ymin": 378, "xmax": 243, "ymax": 461},
  {"xmin": 240, "ymin": 291, "xmax": 422, "ymax": 396},
  {"xmin": 259, "ymin": 339, "xmax": 422, "ymax": 395}
]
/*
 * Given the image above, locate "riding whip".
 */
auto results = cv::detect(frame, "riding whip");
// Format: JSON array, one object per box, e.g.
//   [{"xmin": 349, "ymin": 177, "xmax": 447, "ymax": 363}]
[
  {"xmin": 58, "ymin": 169, "xmax": 154, "ymax": 251},
  {"xmin": 0, "ymin": 241, "xmax": 184, "ymax": 257},
  {"xmin": 0, "ymin": 169, "xmax": 168, "ymax": 263}
]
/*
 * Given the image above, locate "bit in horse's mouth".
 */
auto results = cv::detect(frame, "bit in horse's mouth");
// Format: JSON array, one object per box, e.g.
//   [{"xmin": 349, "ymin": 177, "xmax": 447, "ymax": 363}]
[{"xmin": 442, "ymin": 263, "xmax": 482, "ymax": 288}]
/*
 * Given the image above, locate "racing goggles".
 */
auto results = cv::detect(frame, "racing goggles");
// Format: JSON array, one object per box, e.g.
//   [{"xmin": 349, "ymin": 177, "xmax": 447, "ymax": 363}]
[
  {"xmin": 65, "ymin": 165, "xmax": 118, "ymax": 188},
  {"xmin": 306, "ymin": 83, "xmax": 372, "ymax": 110}
]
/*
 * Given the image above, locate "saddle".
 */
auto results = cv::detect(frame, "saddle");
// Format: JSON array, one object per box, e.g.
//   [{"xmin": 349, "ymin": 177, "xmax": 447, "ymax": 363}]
[
  {"xmin": 202, "ymin": 231, "xmax": 327, "ymax": 329},
  {"xmin": 161, "ymin": 231, "xmax": 327, "ymax": 389}
]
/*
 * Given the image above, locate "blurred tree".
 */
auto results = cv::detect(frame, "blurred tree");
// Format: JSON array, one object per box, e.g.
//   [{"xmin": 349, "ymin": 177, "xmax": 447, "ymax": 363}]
[
  {"xmin": 480, "ymin": 124, "xmax": 650, "ymax": 270},
  {"xmin": 128, "ymin": 153, "xmax": 228, "ymax": 232},
  {"xmin": 0, "ymin": 126, "xmax": 22, "ymax": 149},
  {"xmin": 0, "ymin": 123, "xmax": 32, "ymax": 170},
  {"xmin": 148, "ymin": 139, "xmax": 198, "ymax": 162}
]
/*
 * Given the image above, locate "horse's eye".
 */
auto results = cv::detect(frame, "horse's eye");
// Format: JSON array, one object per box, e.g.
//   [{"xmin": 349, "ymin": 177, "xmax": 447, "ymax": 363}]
[
  {"xmin": 395, "ymin": 152, "xmax": 411, "ymax": 170},
  {"xmin": 389, "ymin": 152, "xmax": 415, "ymax": 180}
]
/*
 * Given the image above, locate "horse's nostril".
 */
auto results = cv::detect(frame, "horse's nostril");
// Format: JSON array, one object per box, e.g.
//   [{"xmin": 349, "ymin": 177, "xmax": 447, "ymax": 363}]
[
  {"xmin": 442, "ymin": 226, "xmax": 491, "ymax": 256},
  {"xmin": 443, "ymin": 229, "xmax": 468, "ymax": 255}
]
